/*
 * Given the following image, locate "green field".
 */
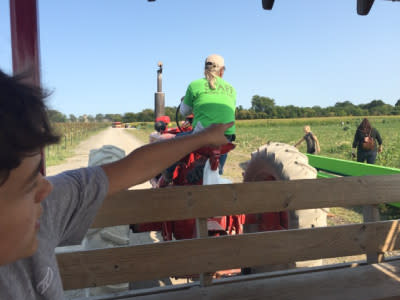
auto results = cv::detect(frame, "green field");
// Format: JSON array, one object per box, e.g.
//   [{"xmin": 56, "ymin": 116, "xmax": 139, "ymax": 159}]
[
  {"xmin": 233, "ymin": 116, "xmax": 400, "ymax": 168},
  {"xmin": 224, "ymin": 116, "xmax": 400, "ymax": 181},
  {"xmin": 130, "ymin": 116, "xmax": 400, "ymax": 181}
]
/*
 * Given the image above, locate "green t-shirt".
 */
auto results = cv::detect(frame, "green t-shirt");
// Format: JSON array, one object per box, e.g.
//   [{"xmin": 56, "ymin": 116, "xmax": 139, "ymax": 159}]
[{"xmin": 183, "ymin": 77, "xmax": 236, "ymax": 135}]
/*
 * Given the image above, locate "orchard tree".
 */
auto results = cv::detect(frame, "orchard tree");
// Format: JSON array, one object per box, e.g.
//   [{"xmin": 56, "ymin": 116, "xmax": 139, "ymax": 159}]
[
  {"xmin": 47, "ymin": 109, "xmax": 67, "ymax": 123},
  {"xmin": 69, "ymin": 114, "xmax": 77, "ymax": 122}
]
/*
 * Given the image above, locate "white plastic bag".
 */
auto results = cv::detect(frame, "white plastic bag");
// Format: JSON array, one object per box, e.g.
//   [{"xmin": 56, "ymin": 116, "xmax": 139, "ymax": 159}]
[{"xmin": 203, "ymin": 159, "xmax": 232, "ymax": 185}]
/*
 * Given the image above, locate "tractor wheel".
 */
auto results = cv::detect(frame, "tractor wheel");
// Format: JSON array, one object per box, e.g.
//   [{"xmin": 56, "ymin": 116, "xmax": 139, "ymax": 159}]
[
  {"xmin": 243, "ymin": 142, "xmax": 317, "ymax": 182},
  {"xmin": 242, "ymin": 142, "xmax": 327, "ymax": 273}
]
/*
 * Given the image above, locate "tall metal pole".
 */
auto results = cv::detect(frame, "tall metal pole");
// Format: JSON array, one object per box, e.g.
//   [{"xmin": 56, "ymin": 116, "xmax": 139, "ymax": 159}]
[
  {"xmin": 154, "ymin": 61, "xmax": 165, "ymax": 119},
  {"xmin": 10, "ymin": 0, "xmax": 41, "ymax": 86},
  {"xmin": 10, "ymin": 0, "xmax": 45, "ymax": 174}
]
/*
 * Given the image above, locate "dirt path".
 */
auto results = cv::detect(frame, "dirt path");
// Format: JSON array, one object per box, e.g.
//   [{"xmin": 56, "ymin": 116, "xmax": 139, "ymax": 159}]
[{"xmin": 46, "ymin": 127, "xmax": 150, "ymax": 189}]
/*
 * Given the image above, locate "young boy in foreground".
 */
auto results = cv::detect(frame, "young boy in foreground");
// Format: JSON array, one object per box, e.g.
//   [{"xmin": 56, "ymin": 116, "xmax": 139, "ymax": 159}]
[{"xmin": 0, "ymin": 70, "xmax": 232, "ymax": 299}]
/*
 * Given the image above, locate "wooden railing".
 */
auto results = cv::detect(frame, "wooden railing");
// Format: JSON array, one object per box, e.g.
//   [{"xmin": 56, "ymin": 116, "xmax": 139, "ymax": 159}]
[{"xmin": 57, "ymin": 174, "xmax": 400, "ymax": 300}]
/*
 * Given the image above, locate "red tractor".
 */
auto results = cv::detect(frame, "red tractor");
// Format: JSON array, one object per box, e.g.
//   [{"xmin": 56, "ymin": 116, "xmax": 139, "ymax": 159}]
[
  {"xmin": 135, "ymin": 111, "xmax": 243, "ymax": 242},
  {"xmin": 133, "ymin": 63, "xmax": 318, "ymax": 276}
]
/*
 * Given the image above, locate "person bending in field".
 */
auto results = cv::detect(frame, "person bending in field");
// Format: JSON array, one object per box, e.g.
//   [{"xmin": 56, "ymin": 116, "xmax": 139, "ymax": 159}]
[
  {"xmin": 294, "ymin": 125, "xmax": 320, "ymax": 154},
  {"xmin": 0, "ymin": 69, "xmax": 232, "ymax": 299},
  {"xmin": 352, "ymin": 118, "xmax": 382, "ymax": 164}
]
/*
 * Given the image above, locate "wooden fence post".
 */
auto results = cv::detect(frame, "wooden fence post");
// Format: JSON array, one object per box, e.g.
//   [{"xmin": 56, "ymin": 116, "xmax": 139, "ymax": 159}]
[
  {"xmin": 363, "ymin": 204, "xmax": 383, "ymax": 263},
  {"xmin": 196, "ymin": 218, "xmax": 213, "ymax": 287}
]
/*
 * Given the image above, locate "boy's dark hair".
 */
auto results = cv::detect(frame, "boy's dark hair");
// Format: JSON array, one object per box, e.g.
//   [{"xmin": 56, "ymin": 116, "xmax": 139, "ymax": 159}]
[{"xmin": 0, "ymin": 70, "xmax": 60, "ymax": 185}]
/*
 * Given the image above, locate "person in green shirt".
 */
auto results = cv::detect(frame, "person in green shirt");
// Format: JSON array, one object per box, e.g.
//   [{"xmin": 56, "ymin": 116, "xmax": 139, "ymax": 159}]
[{"xmin": 180, "ymin": 54, "xmax": 237, "ymax": 174}]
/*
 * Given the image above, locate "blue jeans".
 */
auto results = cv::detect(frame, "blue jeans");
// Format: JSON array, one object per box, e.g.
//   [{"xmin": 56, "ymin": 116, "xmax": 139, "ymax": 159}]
[
  {"xmin": 357, "ymin": 150, "xmax": 377, "ymax": 164},
  {"xmin": 218, "ymin": 153, "xmax": 228, "ymax": 175},
  {"xmin": 218, "ymin": 134, "xmax": 235, "ymax": 175}
]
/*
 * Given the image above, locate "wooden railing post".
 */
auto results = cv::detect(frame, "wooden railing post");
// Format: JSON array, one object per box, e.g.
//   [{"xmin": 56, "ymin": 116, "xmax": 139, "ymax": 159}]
[
  {"xmin": 196, "ymin": 218, "xmax": 213, "ymax": 287},
  {"xmin": 363, "ymin": 204, "xmax": 383, "ymax": 263}
]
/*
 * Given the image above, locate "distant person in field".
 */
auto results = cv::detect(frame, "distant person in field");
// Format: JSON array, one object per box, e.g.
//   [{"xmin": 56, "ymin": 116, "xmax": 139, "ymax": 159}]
[
  {"xmin": 179, "ymin": 54, "xmax": 236, "ymax": 175},
  {"xmin": 352, "ymin": 118, "xmax": 382, "ymax": 164},
  {"xmin": 0, "ymin": 69, "xmax": 232, "ymax": 299},
  {"xmin": 294, "ymin": 125, "xmax": 320, "ymax": 154}
]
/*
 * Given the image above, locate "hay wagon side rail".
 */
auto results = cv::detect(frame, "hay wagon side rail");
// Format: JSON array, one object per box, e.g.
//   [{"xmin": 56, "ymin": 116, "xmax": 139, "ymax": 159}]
[{"xmin": 57, "ymin": 174, "xmax": 400, "ymax": 300}]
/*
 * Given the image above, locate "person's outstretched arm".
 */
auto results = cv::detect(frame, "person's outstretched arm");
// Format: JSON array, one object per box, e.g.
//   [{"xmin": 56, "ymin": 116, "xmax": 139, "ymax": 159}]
[
  {"xmin": 101, "ymin": 122, "xmax": 233, "ymax": 196},
  {"xmin": 351, "ymin": 131, "xmax": 359, "ymax": 157},
  {"xmin": 294, "ymin": 137, "xmax": 304, "ymax": 148},
  {"xmin": 375, "ymin": 129, "xmax": 383, "ymax": 153}
]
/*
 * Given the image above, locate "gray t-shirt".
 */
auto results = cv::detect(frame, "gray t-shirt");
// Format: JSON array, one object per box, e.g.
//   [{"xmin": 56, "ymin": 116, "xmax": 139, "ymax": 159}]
[{"xmin": 0, "ymin": 167, "xmax": 109, "ymax": 299}]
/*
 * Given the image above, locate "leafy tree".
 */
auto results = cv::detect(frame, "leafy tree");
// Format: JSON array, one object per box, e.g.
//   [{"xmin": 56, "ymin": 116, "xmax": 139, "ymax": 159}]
[
  {"xmin": 251, "ymin": 95, "xmax": 275, "ymax": 116},
  {"xmin": 164, "ymin": 106, "xmax": 183, "ymax": 122},
  {"xmin": 105, "ymin": 114, "xmax": 122, "ymax": 122},
  {"xmin": 136, "ymin": 109, "xmax": 154, "ymax": 122},
  {"xmin": 47, "ymin": 109, "xmax": 67, "ymax": 123},
  {"xmin": 95, "ymin": 113, "xmax": 104, "ymax": 122},
  {"xmin": 122, "ymin": 112, "xmax": 136, "ymax": 123},
  {"xmin": 360, "ymin": 99, "xmax": 386, "ymax": 111},
  {"xmin": 69, "ymin": 114, "xmax": 77, "ymax": 122}
]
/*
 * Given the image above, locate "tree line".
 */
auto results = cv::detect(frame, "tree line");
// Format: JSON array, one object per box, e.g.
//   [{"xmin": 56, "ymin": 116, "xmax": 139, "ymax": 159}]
[
  {"xmin": 47, "ymin": 96, "xmax": 400, "ymax": 123},
  {"xmin": 237, "ymin": 96, "xmax": 400, "ymax": 120}
]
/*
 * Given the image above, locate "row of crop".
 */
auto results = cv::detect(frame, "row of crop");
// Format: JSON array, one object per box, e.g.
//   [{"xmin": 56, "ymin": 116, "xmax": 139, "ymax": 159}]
[
  {"xmin": 46, "ymin": 122, "xmax": 109, "ymax": 166},
  {"xmin": 236, "ymin": 115, "xmax": 400, "ymax": 127}
]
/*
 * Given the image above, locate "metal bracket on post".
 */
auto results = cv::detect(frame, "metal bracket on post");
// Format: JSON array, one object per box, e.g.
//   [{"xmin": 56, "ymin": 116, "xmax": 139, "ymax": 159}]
[{"xmin": 154, "ymin": 61, "xmax": 165, "ymax": 119}]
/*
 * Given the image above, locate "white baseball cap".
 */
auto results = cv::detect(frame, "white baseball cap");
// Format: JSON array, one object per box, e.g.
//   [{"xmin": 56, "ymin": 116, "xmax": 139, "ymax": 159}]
[{"xmin": 205, "ymin": 54, "xmax": 225, "ymax": 69}]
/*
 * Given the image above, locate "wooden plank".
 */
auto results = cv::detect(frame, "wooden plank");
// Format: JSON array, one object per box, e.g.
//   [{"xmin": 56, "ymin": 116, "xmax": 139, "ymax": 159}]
[
  {"xmin": 78, "ymin": 260, "xmax": 370, "ymax": 300},
  {"xmin": 92, "ymin": 174, "xmax": 400, "ymax": 228},
  {"xmin": 363, "ymin": 205, "xmax": 383, "ymax": 263},
  {"xmin": 58, "ymin": 219, "xmax": 400, "ymax": 290},
  {"xmin": 117, "ymin": 260, "xmax": 400, "ymax": 300},
  {"xmin": 196, "ymin": 218, "xmax": 213, "ymax": 287}
]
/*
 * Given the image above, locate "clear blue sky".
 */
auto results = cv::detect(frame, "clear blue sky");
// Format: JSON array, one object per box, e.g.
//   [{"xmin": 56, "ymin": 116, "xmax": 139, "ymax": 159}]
[{"xmin": 0, "ymin": 1, "xmax": 399, "ymax": 116}]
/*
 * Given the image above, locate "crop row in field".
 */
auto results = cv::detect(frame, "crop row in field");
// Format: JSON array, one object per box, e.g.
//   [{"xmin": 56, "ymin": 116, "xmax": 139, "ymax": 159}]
[{"xmin": 46, "ymin": 122, "xmax": 109, "ymax": 166}]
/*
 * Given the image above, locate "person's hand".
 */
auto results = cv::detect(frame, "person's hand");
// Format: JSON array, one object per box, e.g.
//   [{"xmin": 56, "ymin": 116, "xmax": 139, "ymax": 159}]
[
  {"xmin": 198, "ymin": 122, "xmax": 234, "ymax": 146},
  {"xmin": 378, "ymin": 145, "xmax": 383, "ymax": 153},
  {"xmin": 181, "ymin": 120, "xmax": 191, "ymax": 129},
  {"xmin": 316, "ymin": 147, "xmax": 321, "ymax": 154},
  {"xmin": 351, "ymin": 150, "xmax": 356, "ymax": 158}
]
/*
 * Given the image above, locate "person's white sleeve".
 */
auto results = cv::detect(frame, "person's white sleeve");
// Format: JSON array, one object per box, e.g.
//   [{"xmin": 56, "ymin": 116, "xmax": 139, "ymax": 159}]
[{"xmin": 180, "ymin": 102, "xmax": 192, "ymax": 116}]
